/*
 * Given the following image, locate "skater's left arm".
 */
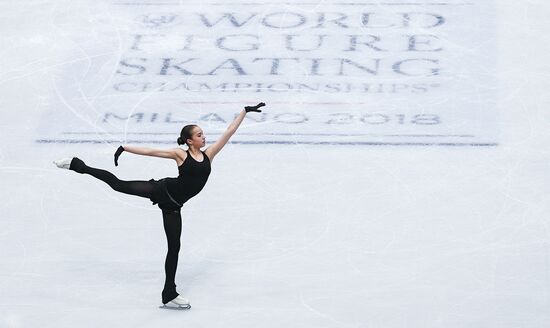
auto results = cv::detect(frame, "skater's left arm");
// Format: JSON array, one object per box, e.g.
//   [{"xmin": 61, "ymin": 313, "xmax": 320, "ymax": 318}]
[
  {"xmin": 204, "ymin": 110, "xmax": 246, "ymax": 161},
  {"xmin": 205, "ymin": 102, "xmax": 265, "ymax": 161}
]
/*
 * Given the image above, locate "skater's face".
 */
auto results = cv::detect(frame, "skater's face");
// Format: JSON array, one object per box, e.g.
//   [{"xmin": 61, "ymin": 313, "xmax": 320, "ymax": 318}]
[{"xmin": 187, "ymin": 127, "xmax": 206, "ymax": 148}]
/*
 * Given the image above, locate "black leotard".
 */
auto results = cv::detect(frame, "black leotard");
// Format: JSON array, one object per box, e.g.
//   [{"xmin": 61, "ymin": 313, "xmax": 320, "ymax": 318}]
[
  {"xmin": 168, "ymin": 150, "xmax": 211, "ymax": 205},
  {"xmin": 150, "ymin": 150, "xmax": 211, "ymax": 209}
]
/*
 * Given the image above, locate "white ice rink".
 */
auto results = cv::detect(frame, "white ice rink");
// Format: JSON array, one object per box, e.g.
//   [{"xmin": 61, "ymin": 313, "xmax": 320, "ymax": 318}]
[{"xmin": 1, "ymin": 0, "xmax": 549, "ymax": 327}]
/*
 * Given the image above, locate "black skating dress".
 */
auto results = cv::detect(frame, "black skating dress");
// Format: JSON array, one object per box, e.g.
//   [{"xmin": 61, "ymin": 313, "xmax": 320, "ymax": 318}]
[{"xmin": 149, "ymin": 150, "xmax": 211, "ymax": 211}]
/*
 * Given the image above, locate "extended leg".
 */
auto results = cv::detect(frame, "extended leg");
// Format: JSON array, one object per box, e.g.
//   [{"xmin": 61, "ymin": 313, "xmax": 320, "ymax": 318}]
[
  {"xmin": 70, "ymin": 157, "xmax": 155, "ymax": 199},
  {"xmin": 161, "ymin": 209, "xmax": 182, "ymax": 304}
]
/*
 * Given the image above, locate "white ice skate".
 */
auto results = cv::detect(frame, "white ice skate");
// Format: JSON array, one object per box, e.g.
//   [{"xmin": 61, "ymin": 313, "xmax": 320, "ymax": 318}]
[
  {"xmin": 160, "ymin": 295, "xmax": 191, "ymax": 310},
  {"xmin": 53, "ymin": 157, "xmax": 73, "ymax": 170}
]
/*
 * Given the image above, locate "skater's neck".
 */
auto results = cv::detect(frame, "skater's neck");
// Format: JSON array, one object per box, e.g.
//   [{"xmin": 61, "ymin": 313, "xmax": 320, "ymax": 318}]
[{"xmin": 187, "ymin": 146, "xmax": 202, "ymax": 156}]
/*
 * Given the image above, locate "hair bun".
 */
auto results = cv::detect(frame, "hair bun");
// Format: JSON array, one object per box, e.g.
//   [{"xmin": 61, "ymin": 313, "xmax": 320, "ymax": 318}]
[{"xmin": 177, "ymin": 137, "xmax": 183, "ymax": 145}]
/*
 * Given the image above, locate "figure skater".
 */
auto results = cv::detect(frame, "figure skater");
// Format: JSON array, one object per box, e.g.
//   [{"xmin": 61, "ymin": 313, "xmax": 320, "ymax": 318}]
[{"xmin": 53, "ymin": 102, "xmax": 266, "ymax": 309}]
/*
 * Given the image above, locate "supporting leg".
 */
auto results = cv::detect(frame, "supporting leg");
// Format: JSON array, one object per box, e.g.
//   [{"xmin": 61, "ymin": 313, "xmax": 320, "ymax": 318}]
[{"xmin": 161, "ymin": 209, "xmax": 182, "ymax": 304}]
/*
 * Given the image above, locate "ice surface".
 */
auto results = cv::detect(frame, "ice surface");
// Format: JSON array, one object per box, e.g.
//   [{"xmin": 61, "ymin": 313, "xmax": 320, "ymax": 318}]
[{"xmin": 0, "ymin": 1, "xmax": 549, "ymax": 327}]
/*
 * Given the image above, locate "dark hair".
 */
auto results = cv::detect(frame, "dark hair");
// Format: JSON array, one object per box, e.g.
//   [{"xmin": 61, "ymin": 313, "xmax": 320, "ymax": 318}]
[{"xmin": 177, "ymin": 125, "xmax": 198, "ymax": 146}]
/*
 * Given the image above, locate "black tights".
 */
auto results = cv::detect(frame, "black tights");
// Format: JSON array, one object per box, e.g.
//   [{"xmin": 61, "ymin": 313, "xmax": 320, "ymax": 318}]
[
  {"xmin": 71, "ymin": 158, "xmax": 182, "ymax": 304},
  {"xmin": 161, "ymin": 209, "xmax": 181, "ymax": 304},
  {"xmin": 72, "ymin": 158, "xmax": 157, "ymax": 198}
]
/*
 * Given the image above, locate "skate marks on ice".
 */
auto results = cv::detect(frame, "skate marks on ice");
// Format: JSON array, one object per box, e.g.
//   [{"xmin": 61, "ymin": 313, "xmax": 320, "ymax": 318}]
[{"xmin": 36, "ymin": 1, "xmax": 498, "ymax": 146}]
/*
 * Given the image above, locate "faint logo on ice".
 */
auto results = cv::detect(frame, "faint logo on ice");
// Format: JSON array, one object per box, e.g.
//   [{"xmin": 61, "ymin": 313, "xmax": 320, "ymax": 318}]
[
  {"xmin": 140, "ymin": 14, "xmax": 179, "ymax": 28},
  {"xmin": 36, "ymin": 2, "xmax": 498, "ymax": 147}
]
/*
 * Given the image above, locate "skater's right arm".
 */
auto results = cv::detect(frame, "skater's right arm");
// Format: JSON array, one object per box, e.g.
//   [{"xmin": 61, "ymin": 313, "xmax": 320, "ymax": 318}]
[{"xmin": 122, "ymin": 145, "xmax": 179, "ymax": 160}]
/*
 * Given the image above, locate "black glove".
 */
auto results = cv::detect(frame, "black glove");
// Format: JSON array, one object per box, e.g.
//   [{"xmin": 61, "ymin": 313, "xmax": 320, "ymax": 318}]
[
  {"xmin": 245, "ymin": 102, "xmax": 265, "ymax": 113},
  {"xmin": 114, "ymin": 146, "xmax": 124, "ymax": 166}
]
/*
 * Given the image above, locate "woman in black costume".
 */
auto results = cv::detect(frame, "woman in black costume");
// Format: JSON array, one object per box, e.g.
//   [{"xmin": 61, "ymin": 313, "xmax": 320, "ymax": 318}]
[{"xmin": 54, "ymin": 103, "xmax": 265, "ymax": 309}]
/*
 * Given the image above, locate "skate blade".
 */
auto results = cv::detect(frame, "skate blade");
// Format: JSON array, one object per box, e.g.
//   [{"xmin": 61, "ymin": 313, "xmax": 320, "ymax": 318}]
[{"xmin": 159, "ymin": 304, "xmax": 191, "ymax": 310}]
